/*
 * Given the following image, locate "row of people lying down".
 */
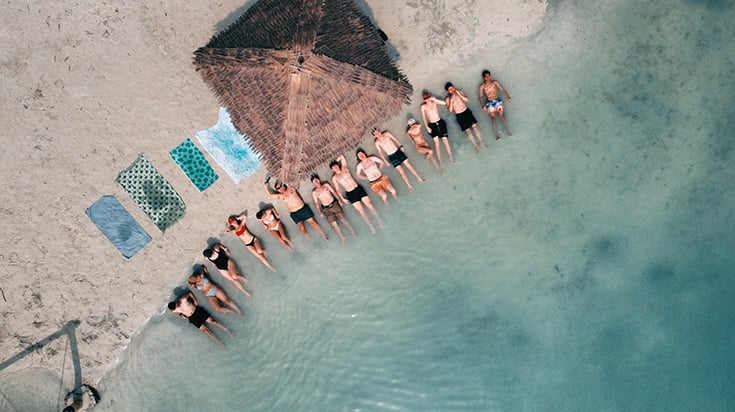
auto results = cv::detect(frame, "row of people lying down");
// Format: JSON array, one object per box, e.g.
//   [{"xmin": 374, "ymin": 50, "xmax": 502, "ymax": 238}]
[{"xmin": 167, "ymin": 70, "xmax": 514, "ymax": 345}]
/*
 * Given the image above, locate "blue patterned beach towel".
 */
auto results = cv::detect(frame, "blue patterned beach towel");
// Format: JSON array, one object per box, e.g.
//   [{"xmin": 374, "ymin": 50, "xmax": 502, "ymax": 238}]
[
  {"xmin": 170, "ymin": 138, "xmax": 218, "ymax": 191},
  {"xmin": 86, "ymin": 195, "xmax": 151, "ymax": 258},
  {"xmin": 195, "ymin": 107, "xmax": 261, "ymax": 184},
  {"xmin": 116, "ymin": 155, "xmax": 186, "ymax": 232}
]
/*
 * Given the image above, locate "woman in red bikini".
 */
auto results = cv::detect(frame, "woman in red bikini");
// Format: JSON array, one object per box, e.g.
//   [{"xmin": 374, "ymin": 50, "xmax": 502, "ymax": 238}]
[{"xmin": 225, "ymin": 213, "xmax": 276, "ymax": 272}]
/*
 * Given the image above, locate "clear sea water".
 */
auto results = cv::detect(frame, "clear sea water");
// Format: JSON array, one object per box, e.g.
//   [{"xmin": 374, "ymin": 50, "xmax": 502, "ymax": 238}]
[{"xmin": 8, "ymin": 0, "xmax": 735, "ymax": 410}]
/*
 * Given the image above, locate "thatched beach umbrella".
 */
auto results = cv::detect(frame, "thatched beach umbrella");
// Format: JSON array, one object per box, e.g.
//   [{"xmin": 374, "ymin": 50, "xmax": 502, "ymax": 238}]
[{"xmin": 193, "ymin": 0, "xmax": 412, "ymax": 184}]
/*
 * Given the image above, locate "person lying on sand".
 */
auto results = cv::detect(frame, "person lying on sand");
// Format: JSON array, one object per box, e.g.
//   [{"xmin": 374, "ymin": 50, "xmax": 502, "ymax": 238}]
[
  {"xmin": 264, "ymin": 176, "xmax": 328, "ymax": 240},
  {"xmin": 168, "ymin": 291, "xmax": 233, "ymax": 347},
  {"xmin": 225, "ymin": 213, "xmax": 276, "ymax": 272},
  {"xmin": 311, "ymin": 173, "xmax": 357, "ymax": 244},
  {"xmin": 256, "ymin": 205, "xmax": 294, "ymax": 251},
  {"xmin": 406, "ymin": 118, "xmax": 442, "ymax": 174},
  {"xmin": 445, "ymin": 82, "xmax": 485, "ymax": 152},
  {"xmin": 188, "ymin": 266, "xmax": 243, "ymax": 316},
  {"xmin": 372, "ymin": 127, "xmax": 425, "ymax": 192},
  {"xmin": 203, "ymin": 243, "xmax": 252, "ymax": 297},
  {"xmin": 330, "ymin": 154, "xmax": 382, "ymax": 234},
  {"xmin": 354, "ymin": 148, "xmax": 397, "ymax": 204},
  {"xmin": 478, "ymin": 69, "xmax": 512, "ymax": 139},
  {"xmin": 420, "ymin": 90, "xmax": 455, "ymax": 165}
]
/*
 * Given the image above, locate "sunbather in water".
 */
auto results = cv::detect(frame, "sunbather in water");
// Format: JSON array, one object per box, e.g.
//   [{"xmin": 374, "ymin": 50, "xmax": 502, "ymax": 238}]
[
  {"xmin": 188, "ymin": 266, "xmax": 243, "ymax": 316},
  {"xmin": 203, "ymin": 243, "xmax": 252, "ymax": 298},
  {"xmin": 225, "ymin": 213, "xmax": 276, "ymax": 272},
  {"xmin": 256, "ymin": 205, "xmax": 295, "ymax": 251},
  {"xmin": 168, "ymin": 291, "xmax": 232, "ymax": 347}
]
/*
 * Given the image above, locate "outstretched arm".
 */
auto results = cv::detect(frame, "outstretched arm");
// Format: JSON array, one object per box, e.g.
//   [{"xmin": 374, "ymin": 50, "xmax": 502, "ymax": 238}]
[{"xmin": 497, "ymin": 81, "xmax": 512, "ymax": 102}]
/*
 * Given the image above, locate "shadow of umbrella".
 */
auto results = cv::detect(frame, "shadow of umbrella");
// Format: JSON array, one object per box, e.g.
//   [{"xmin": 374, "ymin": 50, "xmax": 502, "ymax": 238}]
[{"xmin": 194, "ymin": 0, "xmax": 413, "ymax": 184}]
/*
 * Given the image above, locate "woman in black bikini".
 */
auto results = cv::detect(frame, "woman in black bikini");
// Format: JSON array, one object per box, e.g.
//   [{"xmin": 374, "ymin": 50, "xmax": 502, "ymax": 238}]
[
  {"xmin": 225, "ymin": 213, "xmax": 276, "ymax": 272},
  {"xmin": 202, "ymin": 243, "xmax": 251, "ymax": 297}
]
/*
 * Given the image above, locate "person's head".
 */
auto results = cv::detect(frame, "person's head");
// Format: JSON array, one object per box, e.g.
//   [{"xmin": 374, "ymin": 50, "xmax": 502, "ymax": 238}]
[
  {"xmin": 329, "ymin": 159, "xmax": 340, "ymax": 171},
  {"xmin": 407, "ymin": 118, "xmax": 417, "ymax": 127},
  {"xmin": 202, "ymin": 248, "xmax": 213, "ymax": 258},
  {"xmin": 482, "ymin": 69, "xmax": 492, "ymax": 80},
  {"xmin": 444, "ymin": 82, "xmax": 454, "ymax": 93},
  {"xmin": 310, "ymin": 173, "xmax": 321, "ymax": 186},
  {"xmin": 274, "ymin": 181, "xmax": 287, "ymax": 193},
  {"xmin": 356, "ymin": 148, "xmax": 367, "ymax": 161},
  {"xmin": 256, "ymin": 209, "xmax": 265, "ymax": 219},
  {"xmin": 371, "ymin": 127, "xmax": 381, "ymax": 137},
  {"xmin": 227, "ymin": 215, "xmax": 238, "ymax": 226},
  {"xmin": 422, "ymin": 91, "xmax": 432, "ymax": 100},
  {"xmin": 167, "ymin": 301, "xmax": 177, "ymax": 311}
]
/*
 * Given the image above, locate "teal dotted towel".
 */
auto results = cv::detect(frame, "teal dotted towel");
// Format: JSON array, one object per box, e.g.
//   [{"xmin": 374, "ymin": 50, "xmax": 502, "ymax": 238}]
[
  {"xmin": 170, "ymin": 138, "xmax": 219, "ymax": 191},
  {"xmin": 116, "ymin": 155, "xmax": 186, "ymax": 232}
]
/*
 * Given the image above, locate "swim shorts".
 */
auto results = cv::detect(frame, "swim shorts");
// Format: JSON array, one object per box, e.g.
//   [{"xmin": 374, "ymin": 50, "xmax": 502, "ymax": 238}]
[
  {"xmin": 484, "ymin": 98, "xmax": 503, "ymax": 112},
  {"xmin": 322, "ymin": 201, "xmax": 345, "ymax": 224},
  {"xmin": 188, "ymin": 306, "xmax": 211, "ymax": 328},
  {"xmin": 369, "ymin": 175, "xmax": 391, "ymax": 193},
  {"xmin": 455, "ymin": 109, "xmax": 477, "ymax": 131},
  {"xmin": 290, "ymin": 204, "xmax": 315, "ymax": 224},
  {"xmin": 428, "ymin": 119, "xmax": 448, "ymax": 138},
  {"xmin": 345, "ymin": 184, "xmax": 368, "ymax": 203},
  {"xmin": 388, "ymin": 149, "xmax": 408, "ymax": 167}
]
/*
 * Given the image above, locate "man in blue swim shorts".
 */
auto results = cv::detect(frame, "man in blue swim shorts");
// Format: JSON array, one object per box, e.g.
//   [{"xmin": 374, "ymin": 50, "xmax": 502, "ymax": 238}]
[{"xmin": 479, "ymin": 69, "xmax": 512, "ymax": 140}]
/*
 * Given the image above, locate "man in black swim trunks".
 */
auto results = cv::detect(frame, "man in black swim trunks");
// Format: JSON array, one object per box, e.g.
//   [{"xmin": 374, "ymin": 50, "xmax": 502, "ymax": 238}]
[
  {"xmin": 420, "ymin": 90, "xmax": 455, "ymax": 165},
  {"xmin": 168, "ymin": 291, "xmax": 232, "ymax": 347},
  {"xmin": 372, "ymin": 127, "xmax": 425, "ymax": 192},
  {"xmin": 445, "ymin": 82, "xmax": 485, "ymax": 153},
  {"xmin": 264, "ymin": 177, "xmax": 328, "ymax": 240}
]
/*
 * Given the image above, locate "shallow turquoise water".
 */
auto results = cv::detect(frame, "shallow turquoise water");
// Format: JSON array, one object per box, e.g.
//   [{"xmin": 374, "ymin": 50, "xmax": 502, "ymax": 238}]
[{"xmin": 92, "ymin": 0, "xmax": 735, "ymax": 411}]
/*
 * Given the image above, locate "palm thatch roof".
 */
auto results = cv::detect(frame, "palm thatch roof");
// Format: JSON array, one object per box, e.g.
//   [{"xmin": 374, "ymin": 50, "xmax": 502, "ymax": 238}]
[{"xmin": 193, "ymin": 0, "xmax": 412, "ymax": 184}]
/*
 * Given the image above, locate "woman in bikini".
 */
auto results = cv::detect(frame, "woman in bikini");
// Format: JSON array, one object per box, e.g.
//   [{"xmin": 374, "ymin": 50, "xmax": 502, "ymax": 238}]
[
  {"xmin": 202, "ymin": 243, "xmax": 251, "ymax": 297},
  {"xmin": 256, "ymin": 206, "xmax": 294, "ymax": 251},
  {"xmin": 225, "ymin": 213, "xmax": 276, "ymax": 272},
  {"xmin": 188, "ymin": 266, "xmax": 243, "ymax": 316}
]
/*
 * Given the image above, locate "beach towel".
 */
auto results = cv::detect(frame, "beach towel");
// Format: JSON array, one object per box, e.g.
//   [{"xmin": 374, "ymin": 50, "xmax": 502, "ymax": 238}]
[
  {"xmin": 116, "ymin": 155, "xmax": 186, "ymax": 232},
  {"xmin": 195, "ymin": 107, "xmax": 261, "ymax": 184},
  {"xmin": 169, "ymin": 138, "xmax": 219, "ymax": 191},
  {"xmin": 86, "ymin": 195, "xmax": 151, "ymax": 258}
]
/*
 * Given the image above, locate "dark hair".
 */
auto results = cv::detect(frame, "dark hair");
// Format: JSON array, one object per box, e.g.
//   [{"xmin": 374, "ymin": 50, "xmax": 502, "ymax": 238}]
[
  {"xmin": 422, "ymin": 91, "xmax": 431, "ymax": 99},
  {"xmin": 444, "ymin": 82, "xmax": 453, "ymax": 91},
  {"xmin": 256, "ymin": 210, "xmax": 264, "ymax": 219},
  {"xmin": 482, "ymin": 69, "xmax": 491, "ymax": 77},
  {"xmin": 310, "ymin": 173, "xmax": 321, "ymax": 183},
  {"xmin": 202, "ymin": 249, "xmax": 213, "ymax": 258},
  {"xmin": 167, "ymin": 301, "xmax": 177, "ymax": 310},
  {"xmin": 329, "ymin": 159, "xmax": 340, "ymax": 169},
  {"xmin": 355, "ymin": 148, "xmax": 367, "ymax": 161}
]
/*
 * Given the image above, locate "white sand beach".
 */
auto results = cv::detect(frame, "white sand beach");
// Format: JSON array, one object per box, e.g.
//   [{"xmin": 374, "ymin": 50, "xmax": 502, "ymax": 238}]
[{"xmin": 0, "ymin": 0, "xmax": 547, "ymax": 393}]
